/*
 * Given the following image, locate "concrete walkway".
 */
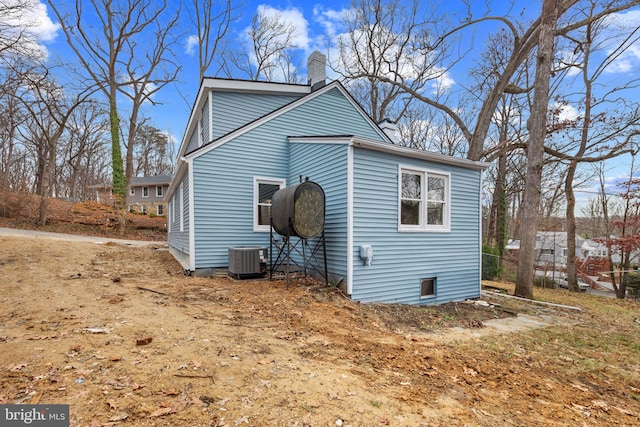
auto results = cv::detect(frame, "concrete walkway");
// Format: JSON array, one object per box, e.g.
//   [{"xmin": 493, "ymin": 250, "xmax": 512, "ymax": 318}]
[
  {"xmin": 0, "ymin": 227, "xmax": 166, "ymax": 247},
  {"xmin": 429, "ymin": 313, "xmax": 572, "ymax": 343}
]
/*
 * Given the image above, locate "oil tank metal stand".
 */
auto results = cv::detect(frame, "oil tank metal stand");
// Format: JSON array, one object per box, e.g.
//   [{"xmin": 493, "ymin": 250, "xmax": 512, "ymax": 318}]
[
  {"xmin": 268, "ymin": 179, "xmax": 328, "ymax": 288},
  {"xmin": 269, "ymin": 225, "xmax": 328, "ymax": 288}
]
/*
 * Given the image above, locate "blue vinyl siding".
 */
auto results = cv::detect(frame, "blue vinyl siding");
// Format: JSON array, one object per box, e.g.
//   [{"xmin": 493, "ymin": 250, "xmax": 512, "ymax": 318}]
[
  {"xmin": 289, "ymin": 142, "xmax": 350, "ymax": 284},
  {"xmin": 211, "ymin": 92, "xmax": 302, "ymax": 140},
  {"xmin": 186, "ymin": 127, "xmax": 199, "ymax": 153},
  {"xmin": 350, "ymin": 147, "xmax": 481, "ymax": 304},
  {"xmin": 168, "ymin": 174, "xmax": 190, "ymax": 259},
  {"xmin": 201, "ymin": 98, "xmax": 210, "ymax": 144},
  {"xmin": 191, "ymin": 87, "xmax": 384, "ymax": 268}
]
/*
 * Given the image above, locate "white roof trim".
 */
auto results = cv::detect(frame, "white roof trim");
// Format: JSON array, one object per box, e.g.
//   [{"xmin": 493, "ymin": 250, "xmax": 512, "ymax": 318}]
[
  {"xmin": 351, "ymin": 137, "xmax": 490, "ymax": 171},
  {"xmin": 201, "ymin": 77, "xmax": 311, "ymax": 95},
  {"xmin": 288, "ymin": 136, "xmax": 352, "ymax": 144}
]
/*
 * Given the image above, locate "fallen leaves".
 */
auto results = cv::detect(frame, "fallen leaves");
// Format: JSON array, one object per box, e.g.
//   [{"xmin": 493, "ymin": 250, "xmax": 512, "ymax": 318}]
[
  {"xmin": 135, "ymin": 336, "xmax": 152, "ymax": 345},
  {"xmin": 149, "ymin": 398, "xmax": 190, "ymax": 417}
]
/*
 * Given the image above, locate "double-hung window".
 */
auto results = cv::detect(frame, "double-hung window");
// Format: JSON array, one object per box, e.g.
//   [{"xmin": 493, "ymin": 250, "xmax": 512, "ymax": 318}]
[
  {"xmin": 254, "ymin": 177, "xmax": 285, "ymax": 232},
  {"xmin": 156, "ymin": 186, "xmax": 163, "ymax": 197},
  {"xmin": 143, "ymin": 186, "xmax": 149, "ymax": 197},
  {"xmin": 399, "ymin": 166, "xmax": 450, "ymax": 232}
]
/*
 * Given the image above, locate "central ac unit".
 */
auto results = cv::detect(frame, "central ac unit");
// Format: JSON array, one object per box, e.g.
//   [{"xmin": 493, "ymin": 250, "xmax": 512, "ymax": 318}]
[{"xmin": 228, "ymin": 246, "xmax": 267, "ymax": 279}]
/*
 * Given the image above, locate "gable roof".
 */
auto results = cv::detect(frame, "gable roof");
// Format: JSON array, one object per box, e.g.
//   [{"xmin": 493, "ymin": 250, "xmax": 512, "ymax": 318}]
[
  {"xmin": 176, "ymin": 78, "xmax": 311, "ymax": 161},
  {"xmin": 183, "ymin": 80, "xmax": 392, "ymax": 160},
  {"xmin": 130, "ymin": 174, "xmax": 172, "ymax": 186},
  {"xmin": 167, "ymin": 79, "xmax": 393, "ymax": 198}
]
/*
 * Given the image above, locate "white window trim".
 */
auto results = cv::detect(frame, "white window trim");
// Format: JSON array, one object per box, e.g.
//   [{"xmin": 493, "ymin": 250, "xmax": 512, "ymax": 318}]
[
  {"xmin": 398, "ymin": 165, "xmax": 451, "ymax": 232},
  {"xmin": 253, "ymin": 177, "xmax": 286, "ymax": 232},
  {"xmin": 157, "ymin": 204, "xmax": 164, "ymax": 216},
  {"xmin": 130, "ymin": 187, "xmax": 135, "ymax": 196},
  {"xmin": 156, "ymin": 186, "xmax": 163, "ymax": 197},
  {"xmin": 420, "ymin": 277, "xmax": 437, "ymax": 300},
  {"xmin": 172, "ymin": 194, "xmax": 177, "ymax": 222},
  {"xmin": 142, "ymin": 186, "xmax": 149, "ymax": 198},
  {"xmin": 179, "ymin": 182, "xmax": 184, "ymax": 233},
  {"xmin": 167, "ymin": 200, "xmax": 171, "ymax": 233}
]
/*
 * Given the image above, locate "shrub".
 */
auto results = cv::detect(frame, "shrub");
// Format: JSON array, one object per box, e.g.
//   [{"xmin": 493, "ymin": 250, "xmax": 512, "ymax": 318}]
[
  {"xmin": 623, "ymin": 272, "xmax": 640, "ymax": 300},
  {"xmin": 482, "ymin": 244, "xmax": 500, "ymax": 280}
]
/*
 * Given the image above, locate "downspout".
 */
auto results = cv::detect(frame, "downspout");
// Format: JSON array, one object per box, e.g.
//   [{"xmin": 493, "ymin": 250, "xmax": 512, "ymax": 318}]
[
  {"xmin": 188, "ymin": 158, "xmax": 196, "ymax": 272},
  {"xmin": 347, "ymin": 142, "xmax": 354, "ymax": 295},
  {"xmin": 479, "ymin": 169, "xmax": 484, "ymax": 294}
]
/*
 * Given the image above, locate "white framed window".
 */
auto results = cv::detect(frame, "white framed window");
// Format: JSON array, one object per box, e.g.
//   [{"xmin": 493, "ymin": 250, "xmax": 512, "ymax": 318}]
[
  {"xmin": 399, "ymin": 166, "xmax": 450, "ymax": 232},
  {"xmin": 143, "ymin": 186, "xmax": 149, "ymax": 197},
  {"xmin": 141, "ymin": 205, "xmax": 147, "ymax": 214},
  {"xmin": 130, "ymin": 187, "xmax": 135, "ymax": 196},
  {"xmin": 253, "ymin": 177, "xmax": 285, "ymax": 232},
  {"xmin": 157, "ymin": 204, "xmax": 164, "ymax": 216},
  {"xmin": 156, "ymin": 186, "xmax": 163, "ymax": 197}
]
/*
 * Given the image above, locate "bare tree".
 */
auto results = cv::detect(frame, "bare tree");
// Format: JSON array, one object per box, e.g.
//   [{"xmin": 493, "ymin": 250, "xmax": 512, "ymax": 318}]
[
  {"xmin": 546, "ymin": 4, "xmax": 640, "ymax": 292},
  {"xmin": 332, "ymin": 0, "xmax": 428, "ymax": 123},
  {"xmin": 14, "ymin": 66, "xmax": 95, "ymax": 224},
  {"xmin": 0, "ymin": 59, "xmax": 30, "ymax": 191},
  {"xmin": 0, "ymin": 0, "xmax": 44, "ymax": 60},
  {"xmin": 515, "ymin": 0, "xmax": 559, "ymax": 299},
  {"xmin": 47, "ymin": 0, "xmax": 180, "ymax": 212},
  {"xmin": 61, "ymin": 101, "xmax": 110, "ymax": 200},
  {"xmin": 132, "ymin": 123, "xmax": 174, "ymax": 177},
  {"xmin": 226, "ymin": 7, "xmax": 302, "ymax": 82},
  {"xmin": 187, "ymin": 0, "xmax": 236, "ymax": 81}
]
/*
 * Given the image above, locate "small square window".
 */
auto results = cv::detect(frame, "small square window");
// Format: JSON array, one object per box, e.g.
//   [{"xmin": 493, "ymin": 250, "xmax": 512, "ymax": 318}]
[{"xmin": 421, "ymin": 278, "xmax": 435, "ymax": 297}]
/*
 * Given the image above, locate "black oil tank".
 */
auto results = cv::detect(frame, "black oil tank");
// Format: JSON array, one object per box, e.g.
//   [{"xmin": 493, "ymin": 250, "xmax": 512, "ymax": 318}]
[{"xmin": 271, "ymin": 181, "xmax": 325, "ymax": 238}]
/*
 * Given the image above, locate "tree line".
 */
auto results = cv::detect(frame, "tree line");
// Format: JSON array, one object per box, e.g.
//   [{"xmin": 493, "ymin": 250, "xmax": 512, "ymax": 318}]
[{"xmin": 1, "ymin": 0, "xmax": 640, "ymax": 298}]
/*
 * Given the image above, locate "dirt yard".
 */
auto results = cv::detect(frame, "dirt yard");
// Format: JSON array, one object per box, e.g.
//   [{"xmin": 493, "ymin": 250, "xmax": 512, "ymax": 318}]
[{"xmin": 1, "ymin": 232, "xmax": 639, "ymax": 426}]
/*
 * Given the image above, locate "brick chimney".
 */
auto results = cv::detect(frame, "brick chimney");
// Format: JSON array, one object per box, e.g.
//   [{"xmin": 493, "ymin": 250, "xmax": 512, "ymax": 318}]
[{"xmin": 307, "ymin": 51, "xmax": 326, "ymax": 91}]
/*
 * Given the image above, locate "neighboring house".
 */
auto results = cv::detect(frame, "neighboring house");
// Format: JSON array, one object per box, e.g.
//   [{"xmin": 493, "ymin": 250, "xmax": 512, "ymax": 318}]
[
  {"xmin": 505, "ymin": 232, "xmax": 626, "ymax": 268},
  {"xmin": 166, "ymin": 52, "xmax": 488, "ymax": 305},
  {"xmin": 128, "ymin": 174, "xmax": 171, "ymax": 216}
]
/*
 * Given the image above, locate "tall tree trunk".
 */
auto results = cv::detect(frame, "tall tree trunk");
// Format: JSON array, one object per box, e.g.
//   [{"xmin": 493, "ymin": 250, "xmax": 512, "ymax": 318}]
[
  {"xmin": 37, "ymin": 132, "xmax": 62, "ymax": 226},
  {"xmin": 565, "ymin": 159, "xmax": 579, "ymax": 291},
  {"xmin": 496, "ymin": 154, "xmax": 509, "ymax": 259},
  {"xmin": 125, "ymin": 102, "xmax": 141, "ymax": 207},
  {"xmin": 515, "ymin": 0, "xmax": 558, "ymax": 299}
]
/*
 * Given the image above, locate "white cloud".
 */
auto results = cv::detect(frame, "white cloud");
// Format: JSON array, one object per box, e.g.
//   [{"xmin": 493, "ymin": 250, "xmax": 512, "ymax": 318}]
[
  {"xmin": 19, "ymin": 1, "xmax": 59, "ymax": 41},
  {"xmin": 256, "ymin": 4, "xmax": 310, "ymax": 51},
  {"xmin": 0, "ymin": 1, "xmax": 60, "ymax": 58},
  {"xmin": 553, "ymin": 102, "xmax": 580, "ymax": 123},
  {"xmin": 600, "ymin": 10, "xmax": 640, "ymax": 74},
  {"xmin": 313, "ymin": 5, "xmax": 349, "ymax": 40},
  {"xmin": 312, "ymin": 6, "xmax": 455, "ymax": 95},
  {"xmin": 185, "ymin": 34, "xmax": 198, "ymax": 55}
]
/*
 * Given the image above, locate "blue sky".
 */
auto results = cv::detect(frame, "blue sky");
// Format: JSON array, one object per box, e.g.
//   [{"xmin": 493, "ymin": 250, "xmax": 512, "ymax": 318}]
[{"xmin": 16, "ymin": 1, "xmax": 640, "ymax": 208}]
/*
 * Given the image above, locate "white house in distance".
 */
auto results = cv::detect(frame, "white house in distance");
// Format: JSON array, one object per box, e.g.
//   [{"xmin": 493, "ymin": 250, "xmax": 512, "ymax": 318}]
[
  {"xmin": 505, "ymin": 231, "xmax": 625, "ymax": 267},
  {"xmin": 165, "ymin": 52, "xmax": 488, "ymax": 305}
]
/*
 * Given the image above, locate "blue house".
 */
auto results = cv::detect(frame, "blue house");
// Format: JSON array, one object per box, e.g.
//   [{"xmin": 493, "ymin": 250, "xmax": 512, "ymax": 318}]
[{"xmin": 166, "ymin": 52, "xmax": 488, "ymax": 305}]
